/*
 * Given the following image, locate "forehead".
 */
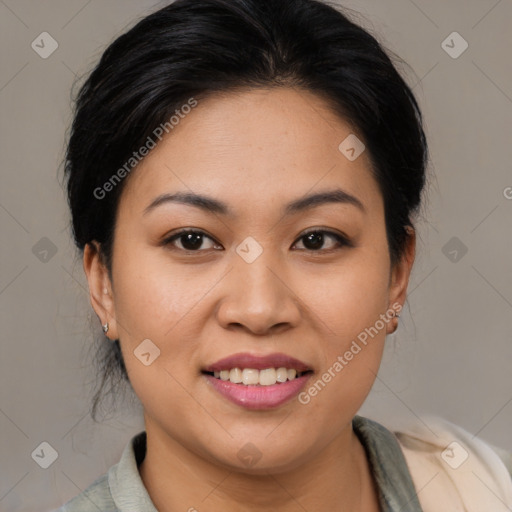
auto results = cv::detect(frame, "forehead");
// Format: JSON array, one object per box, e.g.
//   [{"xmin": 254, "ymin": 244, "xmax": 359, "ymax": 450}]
[{"xmin": 118, "ymin": 87, "xmax": 382, "ymax": 217}]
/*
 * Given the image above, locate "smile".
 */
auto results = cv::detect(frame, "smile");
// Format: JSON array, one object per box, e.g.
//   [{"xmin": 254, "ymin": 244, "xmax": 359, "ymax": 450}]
[
  {"xmin": 202, "ymin": 352, "xmax": 314, "ymax": 409},
  {"xmin": 205, "ymin": 367, "xmax": 310, "ymax": 386}
]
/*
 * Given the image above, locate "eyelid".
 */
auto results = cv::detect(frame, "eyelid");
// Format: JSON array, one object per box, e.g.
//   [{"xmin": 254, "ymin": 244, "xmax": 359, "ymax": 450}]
[
  {"xmin": 294, "ymin": 228, "xmax": 353, "ymax": 250},
  {"xmin": 161, "ymin": 227, "xmax": 353, "ymax": 252},
  {"xmin": 161, "ymin": 228, "xmax": 220, "ymax": 251}
]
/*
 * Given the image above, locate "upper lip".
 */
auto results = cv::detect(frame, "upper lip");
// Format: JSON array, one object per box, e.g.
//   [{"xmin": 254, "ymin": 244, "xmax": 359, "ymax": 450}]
[{"xmin": 203, "ymin": 352, "xmax": 312, "ymax": 373}]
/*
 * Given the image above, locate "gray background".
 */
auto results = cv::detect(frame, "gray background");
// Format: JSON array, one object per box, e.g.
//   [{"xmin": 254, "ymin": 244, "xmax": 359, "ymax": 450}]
[{"xmin": 0, "ymin": 0, "xmax": 511, "ymax": 510}]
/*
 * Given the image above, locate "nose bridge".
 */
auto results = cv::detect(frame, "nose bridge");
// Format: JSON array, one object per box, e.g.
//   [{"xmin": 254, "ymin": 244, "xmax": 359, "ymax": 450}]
[
  {"xmin": 216, "ymin": 235, "xmax": 300, "ymax": 334},
  {"xmin": 233, "ymin": 234, "xmax": 284, "ymax": 302}
]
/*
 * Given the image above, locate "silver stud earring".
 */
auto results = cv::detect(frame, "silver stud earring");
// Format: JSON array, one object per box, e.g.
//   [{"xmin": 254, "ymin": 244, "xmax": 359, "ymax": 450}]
[
  {"xmin": 389, "ymin": 311, "xmax": 400, "ymax": 334},
  {"xmin": 102, "ymin": 322, "xmax": 109, "ymax": 334}
]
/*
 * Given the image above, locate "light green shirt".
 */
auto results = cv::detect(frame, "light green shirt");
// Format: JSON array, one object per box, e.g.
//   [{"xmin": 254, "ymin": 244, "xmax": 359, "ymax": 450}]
[{"xmin": 55, "ymin": 415, "xmax": 511, "ymax": 511}]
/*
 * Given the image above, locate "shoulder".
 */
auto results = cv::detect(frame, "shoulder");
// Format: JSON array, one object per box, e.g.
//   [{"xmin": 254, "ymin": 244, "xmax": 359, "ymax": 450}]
[
  {"xmin": 53, "ymin": 430, "xmax": 152, "ymax": 512},
  {"xmin": 389, "ymin": 415, "xmax": 512, "ymax": 512},
  {"xmin": 53, "ymin": 473, "xmax": 117, "ymax": 512}
]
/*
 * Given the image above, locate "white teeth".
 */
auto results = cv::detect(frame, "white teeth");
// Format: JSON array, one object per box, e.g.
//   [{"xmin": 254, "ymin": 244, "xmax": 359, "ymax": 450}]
[
  {"xmin": 242, "ymin": 368, "xmax": 259, "ymax": 385},
  {"xmin": 229, "ymin": 368, "xmax": 243, "ymax": 383},
  {"xmin": 209, "ymin": 367, "xmax": 306, "ymax": 385},
  {"xmin": 259, "ymin": 368, "xmax": 277, "ymax": 386},
  {"xmin": 276, "ymin": 367, "xmax": 288, "ymax": 382},
  {"xmin": 287, "ymin": 369, "xmax": 297, "ymax": 380}
]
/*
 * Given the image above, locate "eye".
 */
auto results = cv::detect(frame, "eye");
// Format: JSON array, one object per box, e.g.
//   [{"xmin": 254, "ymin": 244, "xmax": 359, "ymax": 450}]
[
  {"xmin": 292, "ymin": 229, "xmax": 351, "ymax": 252},
  {"xmin": 161, "ymin": 228, "xmax": 352, "ymax": 253},
  {"xmin": 162, "ymin": 229, "xmax": 221, "ymax": 252}
]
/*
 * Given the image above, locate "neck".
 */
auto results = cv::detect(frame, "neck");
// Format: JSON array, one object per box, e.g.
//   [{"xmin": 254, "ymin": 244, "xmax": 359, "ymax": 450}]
[{"xmin": 139, "ymin": 418, "xmax": 381, "ymax": 512}]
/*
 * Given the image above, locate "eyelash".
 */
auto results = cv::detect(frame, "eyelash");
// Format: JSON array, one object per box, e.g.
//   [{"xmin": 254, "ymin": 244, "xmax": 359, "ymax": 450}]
[{"xmin": 161, "ymin": 228, "xmax": 353, "ymax": 254}]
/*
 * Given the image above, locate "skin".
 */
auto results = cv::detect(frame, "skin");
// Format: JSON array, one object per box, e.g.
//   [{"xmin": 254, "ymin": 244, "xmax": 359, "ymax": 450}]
[{"xmin": 83, "ymin": 86, "xmax": 415, "ymax": 512}]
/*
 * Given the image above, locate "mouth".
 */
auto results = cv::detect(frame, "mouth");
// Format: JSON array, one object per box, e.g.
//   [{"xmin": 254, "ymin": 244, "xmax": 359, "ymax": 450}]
[
  {"xmin": 202, "ymin": 368, "xmax": 313, "ymax": 386},
  {"xmin": 201, "ymin": 352, "xmax": 314, "ymax": 409}
]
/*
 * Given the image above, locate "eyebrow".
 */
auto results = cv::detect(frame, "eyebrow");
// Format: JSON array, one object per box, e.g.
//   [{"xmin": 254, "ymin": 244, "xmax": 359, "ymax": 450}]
[{"xmin": 143, "ymin": 188, "xmax": 366, "ymax": 217}]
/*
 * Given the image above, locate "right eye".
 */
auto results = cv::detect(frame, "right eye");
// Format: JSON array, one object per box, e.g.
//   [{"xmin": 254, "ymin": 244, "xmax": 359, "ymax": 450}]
[{"xmin": 162, "ymin": 229, "xmax": 223, "ymax": 252}]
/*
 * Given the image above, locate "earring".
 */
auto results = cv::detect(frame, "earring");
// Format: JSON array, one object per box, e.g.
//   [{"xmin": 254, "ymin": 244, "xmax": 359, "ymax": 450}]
[
  {"xmin": 388, "ymin": 310, "xmax": 400, "ymax": 334},
  {"xmin": 102, "ymin": 322, "xmax": 109, "ymax": 334}
]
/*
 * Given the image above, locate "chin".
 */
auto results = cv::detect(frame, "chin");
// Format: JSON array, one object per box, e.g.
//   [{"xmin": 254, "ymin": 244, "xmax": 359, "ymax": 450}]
[{"xmin": 201, "ymin": 436, "xmax": 315, "ymax": 475}]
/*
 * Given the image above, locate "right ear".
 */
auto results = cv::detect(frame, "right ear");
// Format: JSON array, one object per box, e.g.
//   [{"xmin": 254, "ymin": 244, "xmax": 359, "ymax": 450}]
[{"xmin": 83, "ymin": 241, "xmax": 118, "ymax": 340}]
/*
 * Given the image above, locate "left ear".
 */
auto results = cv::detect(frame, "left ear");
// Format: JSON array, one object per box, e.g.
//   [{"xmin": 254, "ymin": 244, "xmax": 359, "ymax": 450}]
[
  {"xmin": 387, "ymin": 226, "xmax": 416, "ymax": 332},
  {"xmin": 83, "ymin": 241, "xmax": 119, "ymax": 341}
]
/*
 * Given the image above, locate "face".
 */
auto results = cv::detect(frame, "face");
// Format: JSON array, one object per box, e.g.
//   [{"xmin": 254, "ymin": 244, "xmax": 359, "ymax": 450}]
[{"xmin": 85, "ymin": 87, "xmax": 414, "ymax": 473}]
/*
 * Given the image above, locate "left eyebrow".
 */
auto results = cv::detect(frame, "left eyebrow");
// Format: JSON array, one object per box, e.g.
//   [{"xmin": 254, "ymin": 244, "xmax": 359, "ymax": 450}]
[
  {"xmin": 284, "ymin": 188, "xmax": 366, "ymax": 216},
  {"xmin": 143, "ymin": 188, "xmax": 366, "ymax": 217}
]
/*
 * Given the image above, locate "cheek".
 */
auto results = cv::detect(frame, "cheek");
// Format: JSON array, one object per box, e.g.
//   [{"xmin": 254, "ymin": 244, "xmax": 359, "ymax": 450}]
[
  {"xmin": 111, "ymin": 247, "xmax": 206, "ymax": 341},
  {"xmin": 295, "ymin": 244, "xmax": 390, "ymax": 402},
  {"xmin": 110, "ymin": 247, "xmax": 211, "ymax": 395},
  {"xmin": 299, "ymin": 242, "xmax": 391, "ymax": 339},
  {"xmin": 111, "ymin": 252, "xmax": 198, "ymax": 418}
]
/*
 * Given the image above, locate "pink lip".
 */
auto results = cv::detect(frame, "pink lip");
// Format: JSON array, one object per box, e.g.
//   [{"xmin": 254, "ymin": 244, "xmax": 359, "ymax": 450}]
[
  {"xmin": 202, "ymin": 352, "xmax": 312, "ymax": 373},
  {"xmin": 202, "ymin": 352, "xmax": 313, "ymax": 410},
  {"xmin": 204, "ymin": 373, "xmax": 312, "ymax": 410}
]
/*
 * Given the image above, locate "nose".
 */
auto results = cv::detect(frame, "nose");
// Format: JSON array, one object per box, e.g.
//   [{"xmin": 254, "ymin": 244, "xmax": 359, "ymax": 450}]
[{"xmin": 216, "ymin": 249, "xmax": 302, "ymax": 336}]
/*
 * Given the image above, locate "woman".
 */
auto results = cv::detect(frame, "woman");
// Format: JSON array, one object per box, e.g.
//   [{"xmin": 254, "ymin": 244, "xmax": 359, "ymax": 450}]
[{"xmin": 57, "ymin": 0, "xmax": 512, "ymax": 510}]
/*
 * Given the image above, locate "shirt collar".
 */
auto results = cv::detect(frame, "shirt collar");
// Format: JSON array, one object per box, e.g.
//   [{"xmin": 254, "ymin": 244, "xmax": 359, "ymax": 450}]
[
  {"xmin": 353, "ymin": 415, "xmax": 423, "ymax": 511},
  {"xmin": 108, "ymin": 430, "xmax": 158, "ymax": 511},
  {"xmin": 108, "ymin": 416, "xmax": 422, "ymax": 512}
]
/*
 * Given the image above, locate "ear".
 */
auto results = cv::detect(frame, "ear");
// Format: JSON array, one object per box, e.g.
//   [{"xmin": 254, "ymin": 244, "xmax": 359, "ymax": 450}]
[
  {"xmin": 387, "ymin": 226, "xmax": 416, "ymax": 333},
  {"xmin": 83, "ymin": 241, "xmax": 118, "ymax": 340}
]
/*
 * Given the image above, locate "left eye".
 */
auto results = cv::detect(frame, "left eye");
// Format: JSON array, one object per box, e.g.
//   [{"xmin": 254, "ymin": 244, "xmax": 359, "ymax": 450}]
[
  {"xmin": 162, "ymin": 229, "xmax": 350, "ymax": 252},
  {"xmin": 293, "ymin": 230, "xmax": 350, "ymax": 251}
]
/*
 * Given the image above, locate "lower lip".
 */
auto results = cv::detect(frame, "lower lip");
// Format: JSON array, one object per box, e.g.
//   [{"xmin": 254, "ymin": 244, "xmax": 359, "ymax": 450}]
[{"xmin": 203, "ymin": 373, "xmax": 312, "ymax": 410}]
